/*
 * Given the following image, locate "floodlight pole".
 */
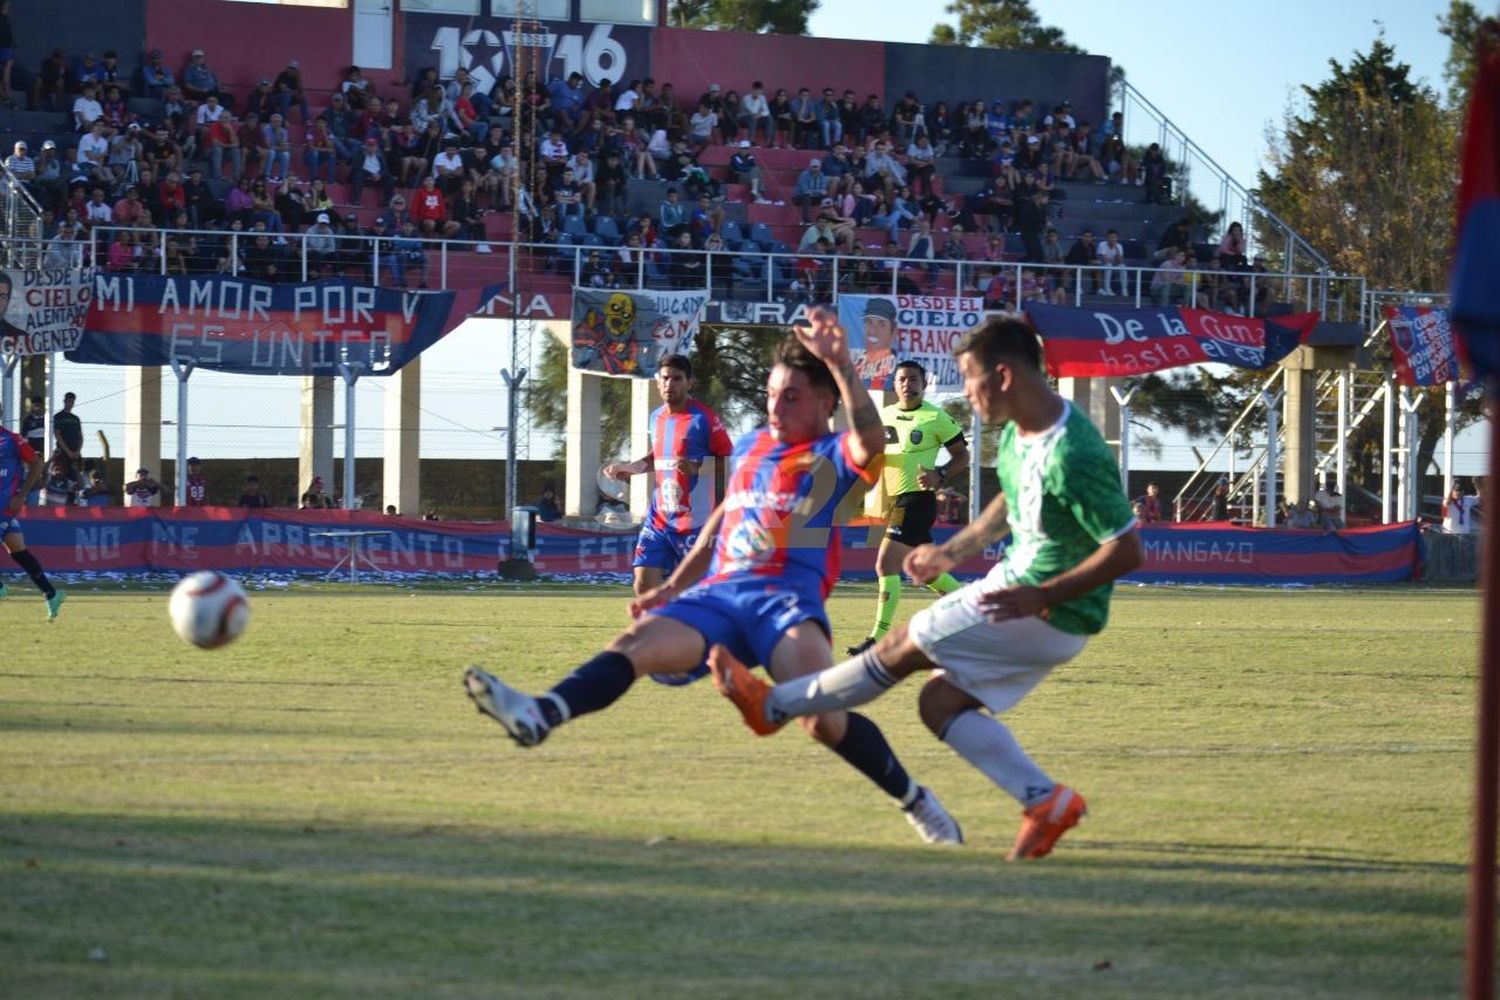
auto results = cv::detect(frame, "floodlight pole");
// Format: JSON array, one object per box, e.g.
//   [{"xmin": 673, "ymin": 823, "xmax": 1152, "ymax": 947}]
[
  {"xmin": 1, "ymin": 353, "xmax": 17, "ymax": 431},
  {"xmin": 170, "ymin": 359, "xmax": 195, "ymax": 506},
  {"xmin": 337, "ymin": 362, "xmax": 363, "ymax": 510},
  {"xmin": 501, "ymin": 367, "xmax": 527, "ymax": 515},
  {"xmin": 1381, "ymin": 377, "xmax": 1395, "ymax": 524},
  {"xmin": 1468, "ymin": 395, "xmax": 1498, "ymax": 1000},
  {"xmin": 1261, "ymin": 390, "xmax": 1282, "ymax": 527},
  {"xmin": 1110, "ymin": 384, "xmax": 1138, "ymax": 494},
  {"xmin": 1336, "ymin": 369, "xmax": 1350, "ymax": 496}
]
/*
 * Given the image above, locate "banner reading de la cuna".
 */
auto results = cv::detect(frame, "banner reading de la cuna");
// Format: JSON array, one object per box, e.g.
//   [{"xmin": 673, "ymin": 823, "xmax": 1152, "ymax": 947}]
[{"xmin": 570, "ymin": 287, "xmax": 706, "ymax": 378}]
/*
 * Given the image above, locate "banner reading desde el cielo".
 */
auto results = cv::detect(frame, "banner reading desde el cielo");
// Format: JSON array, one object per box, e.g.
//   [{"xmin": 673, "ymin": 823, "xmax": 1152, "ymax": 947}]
[
  {"xmin": 0, "ymin": 266, "xmax": 95, "ymax": 360},
  {"xmin": 571, "ymin": 288, "xmax": 706, "ymax": 378},
  {"xmin": 837, "ymin": 294, "xmax": 986, "ymax": 390}
]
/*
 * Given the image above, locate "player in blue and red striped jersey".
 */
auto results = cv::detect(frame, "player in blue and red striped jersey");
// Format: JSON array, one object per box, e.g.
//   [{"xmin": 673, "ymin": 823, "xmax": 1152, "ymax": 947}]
[
  {"xmin": 466, "ymin": 308, "xmax": 963, "ymax": 844},
  {"xmin": 0, "ymin": 419, "xmax": 66, "ymax": 619},
  {"xmin": 601, "ymin": 354, "xmax": 734, "ymax": 599}
]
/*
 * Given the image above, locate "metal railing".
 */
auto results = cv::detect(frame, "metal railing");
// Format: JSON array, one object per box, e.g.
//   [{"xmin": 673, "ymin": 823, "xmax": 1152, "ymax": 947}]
[{"xmin": 0, "ymin": 162, "xmax": 46, "ymax": 268}]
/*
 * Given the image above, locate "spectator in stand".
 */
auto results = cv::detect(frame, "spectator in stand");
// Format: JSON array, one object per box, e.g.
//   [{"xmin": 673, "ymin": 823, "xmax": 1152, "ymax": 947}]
[
  {"xmin": 100, "ymin": 84, "xmax": 130, "ymax": 131},
  {"xmin": 389, "ymin": 219, "xmax": 428, "ymax": 288},
  {"xmin": 1152, "ymin": 248, "xmax": 1189, "ymax": 305},
  {"xmin": 45, "ymin": 221, "xmax": 83, "ymax": 269},
  {"xmin": 409, "ymin": 173, "xmax": 457, "ymax": 237},
  {"xmin": 549, "ymin": 71, "xmax": 587, "ymax": 135},
  {"xmin": 80, "ymin": 468, "xmax": 113, "ymax": 507},
  {"xmin": 184, "ymin": 457, "xmax": 208, "ymax": 506},
  {"xmin": 1096, "ymin": 229, "xmax": 1127, "ymax": 296},
  {"xmin": 125, "ymin": 467, "xmax": 163, "ymax": 507},
  {"xmin": 728, "ymin": 145, "xmax": 767, "ymax": 203},
  {"xmin": 1141, "ymin": 142, "xmax": 1168, "ymax": 204},
  {"xmin": 182, "ymin": 48, "xmax": 230, "ymax": 107},
  {"xmin": 738, "ymin": 81, "xmax": 771, "ymax": 147},
  {"xmin": 83, "ymin": 186, "xmax": 113, "ymax": 228},
  {"xmin": 181, "ymin": 166, "xmax": 216, "ymax": 227},
  {"xmin": 73, "ymin": 81, "xmax": 104, "ymax": 132},
  {"xmin": 255, "ymin": 112, "xmax": 289, "ymax": 181},
  {"xmin": 238, "ymin": 474, "xmax": 272, "ymax": 508},
  {"xmin": 271, "ymin": 59, "xmax": 309, "ymax": 124},
  {"xmin": 140, "ymin": 48, "xmax": 174, "ymax": 99},
  {"xmin": 855, "ymin": 93, "xmax": 886, "ymax": 143},
  {"xmin": 873, "ymin": 184, "xmax": 918, "ymax": 240},
  {"xmin": 941, "ymin": 222, "xmax": 969, "ymax": 264},
  {"xmin": 1155, "ymin": 217, "xmax": 1193, "ymax": 262},
  {"xmin": 29, "ymin": 140, "xmax": 64, "ymax": 209},
  {"xmin": 33, "ymin": 47, "xmax": 69, "ymax": 112},
  {"xmin": 658, "ymin": 186, "xmax": 686, "ymax": 235},
  {"xmin": 51, "ymin": 392, "xmax": 82, "ymax": 466},
  {"xmin": 811, "ymin": 87, "xmax": 840, "ymax": 150},
  {"xmin": 1217, "ymin": 221, "xmax": 1248, "ymax": 271},
  {"xmin": 350, "ymin": 135, "xmax": 394, "ymax": 206},
  {"xmin": 319, "ymin": 92, "xmax": 362, "ymax": 165},
  {"xmin": 108, "ymin": 226, "xmax": 134, "ymax": 270},
  {"xmin": 1136, "ymin": 482, "xmax": 1162, "ymax": 523},
  {"xmin": 927, "ymin": 100, "xmax": 954, "ymax": 155},
  {"xmin": 906, "ymin": 132, "xmax": 937, "ymax": 198},
  {"xmin": 303, "ymin": 119, "xmax": 337, "ymax": 184},
  {"xmin": 245, "ymin": 76, "xmax": 276, "ymax": 120},
  {"xmin": 112, "ymin": 185, "xmax": 147, "ymax": 227},
  {"xmin": 341, "ymin": 65, "xmax": 371, "ymax": 109},
  {"xmin": 668, "ymin": 229, "xmax": 703, "ymax": 289},
  {"xmin": 688, "ymin": 100, "xmax": 717, "ymax": 150},
  {"xmin": 243, "ymin": 231, "xmax": 282, "ymax": 282},
  {"xmin": 432, "ymin": 137, "xmax": 465, "ymax": 193},
  {"xmin": 594, "ymin": 150, "xmax": 627, "ymax": 216},
  {"xmin": 891, "ymin": 91, "xmax": 923, "ymax": 147},
  {"xmin": 42, "ymin": 456, "xmax": 79, "ymax": 507},
  {"xmin": 865, "ymin": 139, "xmax": 906, "ymax": 201},
  {"xmin": 792, "ymin": 157, "xmax": 829, "ymax": 224},
  {"xmin": 1062, "ymin": 228, "xmax": 1096, "ymax": 296},
  {"xmin": 304, "ymin": 213, "xmax": 339, "ymax": 274},
  {"xmin": 450, "ymin": 179, "xmax": 486, "ymax": 246},
  {"xmin": 4, "ymin": 139, "xmax": 32, "ymax": 182}
]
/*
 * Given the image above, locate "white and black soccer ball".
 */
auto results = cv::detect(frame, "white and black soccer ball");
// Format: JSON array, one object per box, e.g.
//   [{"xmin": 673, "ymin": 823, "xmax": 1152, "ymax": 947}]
[{"xmin": 169, "ymin": 571, "xmax": 250, "ymax": 649}]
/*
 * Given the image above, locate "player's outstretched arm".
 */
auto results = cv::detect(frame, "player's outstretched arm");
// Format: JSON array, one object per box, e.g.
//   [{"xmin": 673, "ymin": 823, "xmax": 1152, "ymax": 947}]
[
  {"xmin": 629, "ymin": 502, "xmax": 725, "ymax": 617},
  {"xmin": 905, "ymin": 490, "xmax": 1010, "ymax": 583},
  {"xmin": 10, "ymin": 454, "xmax": 44, "ymax": 515},
  {"xmin": 794, "ymin": 304, "xmax": 882, "ymax": 468},
  {"xmin": 602, "ymin": 453, "xmax": 653, "ymax": 481},
  {"xmin": 979, "ymin": 528, "xmax": 1143, "ymax": 622}
]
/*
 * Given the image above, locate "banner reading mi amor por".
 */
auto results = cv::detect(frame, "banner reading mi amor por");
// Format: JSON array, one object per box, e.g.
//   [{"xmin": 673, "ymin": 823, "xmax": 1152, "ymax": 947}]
[
  {"xmin": 69, "ymin": 276, "xmax": 460, "ymax": 376},
  {"xmin": 0, "ymin": 267, "xmax": 95, "ymax": 360},
  {"xmin": 1028, "ymin": 304, "xmax": 1318, "ymax": 378},
  {"xmin": 837, "ymin": 294, "xmax": 986, "ymax": 390}
]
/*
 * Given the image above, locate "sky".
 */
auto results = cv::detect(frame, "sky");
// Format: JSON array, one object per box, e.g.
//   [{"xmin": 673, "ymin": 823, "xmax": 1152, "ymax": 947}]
[{"xmin": 21, "ymin": 0, "xmax": 1486, "ymax": 480}]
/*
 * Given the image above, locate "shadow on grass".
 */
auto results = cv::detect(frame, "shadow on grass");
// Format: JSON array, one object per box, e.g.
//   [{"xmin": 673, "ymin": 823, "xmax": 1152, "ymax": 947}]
[{"xmin": 0, "ymin": 811, "xmax": 1465, "ymax": 1000}]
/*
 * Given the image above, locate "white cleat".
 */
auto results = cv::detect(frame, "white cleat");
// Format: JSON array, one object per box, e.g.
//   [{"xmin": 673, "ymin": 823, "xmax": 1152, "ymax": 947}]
[
  {"xmin": 464, "ymin": 667, "xmax": 550, "ymax": 747},
  {"xmin": 904, "ymin": 786, "xmax": 964, "ymax": 845}
]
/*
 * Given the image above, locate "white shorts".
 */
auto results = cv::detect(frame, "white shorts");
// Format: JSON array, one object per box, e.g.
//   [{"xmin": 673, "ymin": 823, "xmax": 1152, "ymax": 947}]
[{"xmin": 907, "ymin": 577, "xmax": 1088, "ymax": 713}]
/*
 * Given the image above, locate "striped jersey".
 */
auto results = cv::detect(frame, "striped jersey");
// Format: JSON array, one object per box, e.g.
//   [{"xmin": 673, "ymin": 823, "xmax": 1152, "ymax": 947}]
[
  {"xmin": 707, "ymin": 428, "xmax": 879, "ymax": 598},
  {"xmin": 647, "ymin": 399, "xmax": 733, "ymax": 533},
  {"xmin": 0, "ymin": 428, "xmax": 38, "ymax": 508}
]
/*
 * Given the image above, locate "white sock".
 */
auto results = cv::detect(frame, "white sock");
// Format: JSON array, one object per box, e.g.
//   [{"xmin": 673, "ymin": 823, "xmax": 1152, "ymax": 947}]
[
  {"xmin": 940, "ymin": 710, "xmax": 1054, "ymax": 807},
  {"xmin": 765, "ymin": 649, "xmax": 898, "ymax": 724}
]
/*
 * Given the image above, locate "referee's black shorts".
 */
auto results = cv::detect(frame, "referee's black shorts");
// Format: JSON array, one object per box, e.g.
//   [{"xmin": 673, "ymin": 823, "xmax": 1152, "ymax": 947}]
[{"xmin": 884, "ymin": 490, "xmax": 938, "ymax": 546}]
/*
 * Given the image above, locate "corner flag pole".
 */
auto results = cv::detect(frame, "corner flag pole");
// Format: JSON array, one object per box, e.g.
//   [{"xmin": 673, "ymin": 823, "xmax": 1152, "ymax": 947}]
[{"xmin": 1472, "ymin": 404, "xmax": 1498, "ymax": 1000}]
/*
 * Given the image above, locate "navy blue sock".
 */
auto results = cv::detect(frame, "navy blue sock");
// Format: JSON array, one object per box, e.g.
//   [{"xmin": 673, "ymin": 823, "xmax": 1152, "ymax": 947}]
[
  {"xmin": 543, "ymin": 650, "xmax": 636, "ymax": 726},
  {"xmin": 11, "ymin": 549, "xmax": 55, "ymax": 599},
  {"xmin": 831, "ymin": 712, "xmax": 916, "ymax": 804}
]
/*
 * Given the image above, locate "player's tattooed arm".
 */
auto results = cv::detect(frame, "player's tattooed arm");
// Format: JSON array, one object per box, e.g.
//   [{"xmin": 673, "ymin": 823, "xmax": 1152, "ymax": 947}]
[{"xmin": 938, "ymin": 491, "xmax": 1010, "ymax": 562}]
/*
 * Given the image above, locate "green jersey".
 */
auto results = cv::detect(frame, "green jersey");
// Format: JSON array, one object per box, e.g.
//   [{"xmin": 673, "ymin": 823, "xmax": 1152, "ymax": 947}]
[
  {"xmin": 993, "ymin": 401, "xmax": 1136, "ymax": 635},
  {"xmin": 881, "ymin": 400, "xmax": 965, "ymax": 497}
]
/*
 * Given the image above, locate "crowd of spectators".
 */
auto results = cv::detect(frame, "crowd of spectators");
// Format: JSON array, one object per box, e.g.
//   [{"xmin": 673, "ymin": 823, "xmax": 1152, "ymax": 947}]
[{"xmin": 0, "ymin": 39, "xmax": 1276, "ymax": 311}]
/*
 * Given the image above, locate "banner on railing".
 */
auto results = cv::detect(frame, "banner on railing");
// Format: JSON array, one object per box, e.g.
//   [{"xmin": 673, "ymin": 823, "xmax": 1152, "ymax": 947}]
[
  {"xmin": 1028, "ymin": 304, "xmax": 1318, "ymax": 378},
  {"xmin": 0, "ymin": 266, "xmax": 95, "ymax": 360},
  {"xmin": 69, "ymin": 276, "xmax": 459, "ymax": 376},
  {"xmin": 4, "ymin": 508, "xmax": 1420, "ymax": 586},
  {"xmin": 1383, "ymin": 305, "xmax": 1458, "ymax": 386},
  {"xmin": 570, "ymin": 287, "xmax": 706, "ymax": 377},
  {"xmin": 836, "ymin": 294, "xmax": 985, "ymax": 390}
]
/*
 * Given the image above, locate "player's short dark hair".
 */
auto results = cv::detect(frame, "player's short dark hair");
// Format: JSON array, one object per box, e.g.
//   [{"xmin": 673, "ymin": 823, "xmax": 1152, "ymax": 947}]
[
  {"xmin": 895, "ymin": 359, "xmax": 926, "ymax": 379},
  {"xmin": 773, "ymin": 334, "xmax": 837, "ymax": 401},
  {"xmin": 954, "ymin": 315, "xmax": 1043, "ymax": 373},
  {"xmin": 658, "ymin": 354, "xmax": 692, "ymax": 379},
  {"xmin": 0, "ymin": 271, "xmax": 11, "ymax": 293}
]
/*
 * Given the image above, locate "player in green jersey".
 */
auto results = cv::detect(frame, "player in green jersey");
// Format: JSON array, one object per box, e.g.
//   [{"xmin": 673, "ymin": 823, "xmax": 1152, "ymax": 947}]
[
  {"xmin": 711, "ymin": 315, "xmax": 1143, "ymax": 859},
  {"xmin": 848, "ymin": 359, "xmax": 970, "ymax": 655}
]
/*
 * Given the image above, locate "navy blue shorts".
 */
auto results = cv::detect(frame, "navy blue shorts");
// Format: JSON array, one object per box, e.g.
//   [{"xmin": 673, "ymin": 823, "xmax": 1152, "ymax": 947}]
[
  {"xmin": 632, "ymin": 523, "xmax": 696, "ymax": 571},
  {"xmin": 0, "ymin": 513, "xmax": 21, "ymax": 537},
  {"xmin": 650, "ymin": 575, "xmax": 831, "ymax": 673}
]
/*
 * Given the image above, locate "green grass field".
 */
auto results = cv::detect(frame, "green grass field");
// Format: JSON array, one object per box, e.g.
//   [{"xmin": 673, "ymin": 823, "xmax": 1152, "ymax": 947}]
[{"xmin": 0, "ymin": 582, "xmax": 1482, "ymax": 998}]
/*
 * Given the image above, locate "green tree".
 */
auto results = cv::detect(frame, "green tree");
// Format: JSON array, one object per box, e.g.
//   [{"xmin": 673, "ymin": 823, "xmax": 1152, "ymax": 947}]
[
  {"xmin": 668, "ymin": 0, "xmax": 818, "ymax": 33},
  {"xmin": 526, "ymin": 326, "xmax": 782, "ymax": 460},
  {"xmin": 928, "ymin": 0, "xmax": 1082, "ymax": 53},
  {"xmin": 1438, "ymin": 1, "xmax": 1484, "ymax": 110}
]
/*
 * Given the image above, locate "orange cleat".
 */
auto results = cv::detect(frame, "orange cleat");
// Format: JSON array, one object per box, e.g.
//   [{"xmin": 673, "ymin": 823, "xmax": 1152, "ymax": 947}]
[
  {"xmin": 1007, "ymin": 785, "xmax": 1087, "ymax": 861},
  {"xmin": 707, "ymin": 645, "xmax": 786, "ymax": 736}
]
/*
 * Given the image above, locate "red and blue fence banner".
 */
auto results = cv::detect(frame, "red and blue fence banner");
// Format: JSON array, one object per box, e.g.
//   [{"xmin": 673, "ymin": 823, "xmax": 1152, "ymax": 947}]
[
  {"xmin": 68, "ymin": 276, "xmax": 463, "ymax": 376},
  {"xmin": 1028, "ymin": 303, "xmax": 1318, "ymax": 378},
  {"xmin": 2, "ymin": 508, "xmax": 1421, "ymax": 586},
  {"xmin": 1383, "ymin": 305, "xmax": 1459, "ymax": 386}
]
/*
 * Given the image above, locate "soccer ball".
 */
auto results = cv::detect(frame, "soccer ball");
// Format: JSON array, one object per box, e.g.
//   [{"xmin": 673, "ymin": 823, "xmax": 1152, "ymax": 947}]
[{"xmin": 169, "ymin": 571, "xmax": 250, "ymax": 649}]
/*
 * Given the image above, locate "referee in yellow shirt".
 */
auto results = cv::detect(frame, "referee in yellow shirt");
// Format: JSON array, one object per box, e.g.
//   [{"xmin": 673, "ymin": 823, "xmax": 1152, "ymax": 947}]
[{"xmin": 849, "ymin": 359, "xmax": 970, "ymax": 655}]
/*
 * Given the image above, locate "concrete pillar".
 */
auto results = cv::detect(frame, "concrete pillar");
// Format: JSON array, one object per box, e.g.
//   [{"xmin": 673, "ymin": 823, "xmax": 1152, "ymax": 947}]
[
  {"xmin": 564, "ymin": 365, "xmax": 602, "ymax": 516},
  {"xmin": 124, "ymin": 366, "xmax": 162, "ymax": 488},
  {"xmin": 1281, "ymin": 367, "xmax": 1316, "ymax": 506},
  {"xmin": 628, "ymin": 376, "xmax": 660, "ymax": 519},
  {"xmin": 382, "ymin": 357, "xmax": 421, "ymax": 516},
  {"xmin": 299, "ymin": 375, "xmax": 334, "ymax": 497}
]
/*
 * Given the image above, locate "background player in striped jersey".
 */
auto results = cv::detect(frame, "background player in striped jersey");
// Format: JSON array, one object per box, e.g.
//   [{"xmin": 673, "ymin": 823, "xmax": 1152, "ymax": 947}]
[
  {"xmin": 465, "ymin": 308, "xmax": 963, "ymax": 844},
  {"xmin": 712, "ymin": 315, "xmax": 1142, "ymax": 860},
  {"xmin": 601, "ymin": 354, "xmax": 733, "ymax": 600},
  {"xmin": 849, "ymin": 359, "xmax": 969, "ymax": 655},
  {"xmin": 0, "ymin": 417, "xmax": 66, "ymax": 618}
]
